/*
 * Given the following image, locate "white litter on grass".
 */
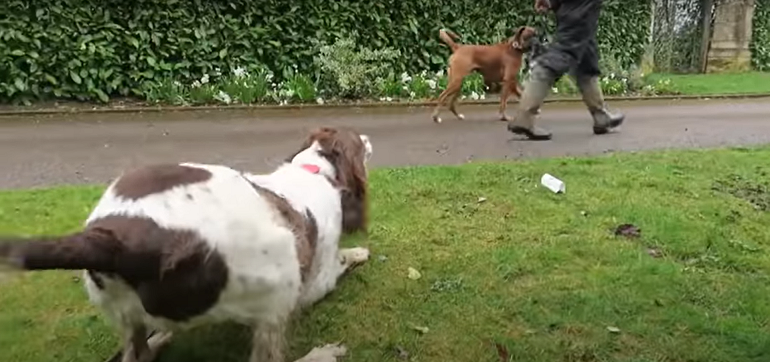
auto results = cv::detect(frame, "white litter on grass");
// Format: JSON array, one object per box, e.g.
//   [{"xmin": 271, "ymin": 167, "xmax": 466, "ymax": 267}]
[
  {"xmin": 541, "ymin": 173, "xmax": 565, "ymax": 194},
  {"xmin": 407, "ymin": 267, "xmax": 422, "ymax": 280}
]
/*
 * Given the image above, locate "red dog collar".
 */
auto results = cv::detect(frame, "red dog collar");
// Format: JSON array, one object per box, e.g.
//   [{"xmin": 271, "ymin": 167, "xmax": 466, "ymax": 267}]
[{"xmin": 300, "ymin": 164, "xmax": 321, "ymax": 174}]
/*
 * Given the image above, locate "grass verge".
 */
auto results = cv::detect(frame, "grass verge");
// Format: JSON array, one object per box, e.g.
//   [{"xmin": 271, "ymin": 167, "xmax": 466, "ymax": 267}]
[
  {"xmin": 1, "ymin": 147, "xmax": 770, "ymax": 362},
  {"xmin": 648, "ymin": 71, "xmax": 770, "ymax": 95}
]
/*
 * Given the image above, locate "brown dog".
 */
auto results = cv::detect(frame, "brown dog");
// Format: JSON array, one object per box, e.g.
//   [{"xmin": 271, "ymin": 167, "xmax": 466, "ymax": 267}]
[{"xmin": 431, "ymin": 26, "xmax": 538, "ymax": 123}]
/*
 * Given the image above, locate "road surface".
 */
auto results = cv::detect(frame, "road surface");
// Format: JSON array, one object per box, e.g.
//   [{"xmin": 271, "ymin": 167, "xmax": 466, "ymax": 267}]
[{"xmin": 1, "ymin": 97, "xmax": 769, "ymax": 189}]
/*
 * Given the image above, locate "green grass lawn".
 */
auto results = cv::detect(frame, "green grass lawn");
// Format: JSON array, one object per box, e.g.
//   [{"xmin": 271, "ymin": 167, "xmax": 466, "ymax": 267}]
[
  {"xmin": 2, "ymin": 147, "xmax": 770, "ymax": 362},
  {"xmin": 649, "ymin": 71, "xmax": 770, "ymax": 95}
]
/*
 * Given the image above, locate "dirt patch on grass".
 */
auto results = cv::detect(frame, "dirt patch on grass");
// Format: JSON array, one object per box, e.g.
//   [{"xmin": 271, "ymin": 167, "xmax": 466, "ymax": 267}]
[{"xmin": 712, "ymin": 174, "xmax": 770, "ymax": 211}]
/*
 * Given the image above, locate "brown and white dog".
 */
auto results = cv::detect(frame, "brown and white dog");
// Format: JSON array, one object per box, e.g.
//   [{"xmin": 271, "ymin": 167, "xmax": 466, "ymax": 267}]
[
  {"xmin": 0, "ymin": 126, "xmax": 374, "ymax": 362},
  {"xmin": 431, "ymin": 26, "xmax": 539, "ymax": 123}
]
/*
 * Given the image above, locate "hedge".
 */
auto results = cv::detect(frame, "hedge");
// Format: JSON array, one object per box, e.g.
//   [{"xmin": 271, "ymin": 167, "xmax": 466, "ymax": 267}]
[
  {"xmin": 2, "ymin": 0, "xmax": 651, "ymax": 104},
  {"xmin": 752, "ymin": 0, "xmax": 770, "ymax": 71}
]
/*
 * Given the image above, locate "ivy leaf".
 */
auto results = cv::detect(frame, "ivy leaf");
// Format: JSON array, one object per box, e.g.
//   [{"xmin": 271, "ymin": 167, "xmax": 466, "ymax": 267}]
[
  {"xmin": 94, "ymin": 89, "xmax": 109, "ymax": 103},
  {"xmin": 70, "ymin": 71, "xmax": 82, "ymax": 85},
  {"xmin": 14, "ymin": 78, "xmax": 26, "ymax": 91}
]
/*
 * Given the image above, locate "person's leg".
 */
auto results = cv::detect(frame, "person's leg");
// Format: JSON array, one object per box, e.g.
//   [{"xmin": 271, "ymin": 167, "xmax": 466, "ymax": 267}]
[
  {"xmin": 507, "ymin": 0, "xmax": 600, "ymax": 140},
  {"xmin": 571, "ymin": 7, "xmax": 625, "ymax": 134}
]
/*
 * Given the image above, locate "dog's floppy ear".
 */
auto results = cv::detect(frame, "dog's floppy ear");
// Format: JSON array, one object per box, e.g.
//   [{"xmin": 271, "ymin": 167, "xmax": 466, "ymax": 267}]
[{"xmin": 510, "ymin": 26, "xmax": 526, "ymax": 49}]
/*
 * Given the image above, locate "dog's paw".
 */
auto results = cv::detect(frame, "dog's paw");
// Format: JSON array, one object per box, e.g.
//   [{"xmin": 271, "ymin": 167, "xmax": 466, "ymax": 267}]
[
  {"xmin": 433, "ymin": 116, "xmax": 443, "ymax": 124},
  {"xmin": 295, "ymin": 343, "xmax": 348, "ymax": 362},
  {"xmin": 457, "ymin": 114, "xmax": 465, "ymax": 120},
  {"xmin": 341, "ymin": 247, "xmax": 370, "ymax": 265}
]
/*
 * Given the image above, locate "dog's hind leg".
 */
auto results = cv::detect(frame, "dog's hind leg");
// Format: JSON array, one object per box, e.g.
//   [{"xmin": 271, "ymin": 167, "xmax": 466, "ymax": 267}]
[
  {"xmin": 448, "ymin": 92, "xmax": 464, "ymax": 121},
  {"xmin": 250, "ymin": 318, "xmax": 288, "ymax": 362},
  {"xmin": 438, "ymin": 76, "xmax": 464, "ymax": 122},
  {"xmin": 431, "ymin": 88, "xmax": 451, "ymax": 124},
  {"xmin": 119, "ymin": 325, "xmax": 173, "ymax": 362}
]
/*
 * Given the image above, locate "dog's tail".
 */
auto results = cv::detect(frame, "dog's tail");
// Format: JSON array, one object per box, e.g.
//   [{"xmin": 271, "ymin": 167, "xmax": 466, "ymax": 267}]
[
  {"xmin": 439, "ymin": 29, "xmax": 461, "ymax": 52},
  {"xmin": 0, "ymin": 228, "xmax": 121, "ymax": 279}
]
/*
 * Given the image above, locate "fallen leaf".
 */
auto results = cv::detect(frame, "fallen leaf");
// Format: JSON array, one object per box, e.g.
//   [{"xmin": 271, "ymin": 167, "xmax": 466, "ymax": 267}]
[
  {"xmin": 614, "ymin": 223, "xmax": 641, "ymax": 238},
  {"xmin": 394, "ymin": 345, "xmax": 409, "ymax": 360},
  {"xmin": 494, "ymin": 342, "xmax": 510, "ymax": 362},
  {"xmin": 407, "ymin": 267, "xmax": 422, "ymax": 280},
  {"xmin": 410, "ymin": 325, "xmax": 429, "ymax": 334},
  {"xmin": 606, "ymin": 326, "xmax": 621, "ymax": 333}
]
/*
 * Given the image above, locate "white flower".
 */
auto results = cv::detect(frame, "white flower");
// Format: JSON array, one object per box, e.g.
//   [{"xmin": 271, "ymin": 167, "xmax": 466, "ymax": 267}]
[
  {"xmin": 470, "ymin": 91, "xmax": 480, "ymax": 100},
  {"xmin": 420, "ymin": 70, "xmax": 428, "ymax": 77},
  {"xmin": 173, "ymin": 81, "xmax": 181, "ymax": 87},
  {"xmin": 402, "ymin": 85, "xmax": 409, "ymax": 91},
  {"xmin": 386, "ymin": 96, "xmax": 393, "ymax": 102},
  {"xmin": 427, "ymin": 79, "xmax": 437, "ymax": 89},
  {"xmin": 214, "ymin": 90, "xmax": 231, "ymax": 104},
  {"xmin": 279, "ymin": 100, "xmax": 288, "ymax": 106},
  {"xmin": 610, "ymin": 72, "xmax": 615, "ymax": 79},
  {"xmin": 400, "ymin": 72, "xmax": 412, "ymax": 83},
  {"xmin": 479, "ymin": 93, "xmax": 486, "ymax": 100},
  {"xmin": 552, "ymin": 87, "xmax": 559, "ymax": 93},
  {"xmin": 200, "ymin": 74, "xmax": 210, "ymax": 85},
  {"xmin": 436, "ymin": 69, "xmax": 444, "ymax": 78},
  {"xmin": 214, "ymin": 67, "xmax": 222, "ymax": 77},
  {"xmin": 409, "ymin": 91, "xmax": 416, "ymax": 98},
  {"xmin": 191, "ymin": 80, "xmax": 201, "ymax": 88},
  {"xmin": 232, "ymin": 66, "xmax": 247, "ymax": 78},
  {"xmin": 266, "ymin": 73, "xmax": 274, "ymax": 81},
  {"xmin": 316, "ymin": 97, "xmax": 324, "ymax": 105}
]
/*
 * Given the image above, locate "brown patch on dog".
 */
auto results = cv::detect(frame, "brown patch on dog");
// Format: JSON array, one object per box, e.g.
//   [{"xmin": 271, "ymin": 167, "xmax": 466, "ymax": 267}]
[
  {"xmin": 0, "ymin": 215, "xmax": 229, "ymax": 322},
  {"xmin": 112, "ymin": 164, "xmax": 212, "ymax": 200},
  {"xmin": 286, "ymin": 127, "xmax": 369, "ymax": 234},
  {"xmin": 243, "ymin": 179, "xmax": 319, "ymax": 283}
]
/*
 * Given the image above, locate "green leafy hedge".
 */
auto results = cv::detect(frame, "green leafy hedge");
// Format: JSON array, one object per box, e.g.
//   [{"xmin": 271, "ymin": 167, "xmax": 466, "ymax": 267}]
[
  {"xmin": 752, "ymin": 0, "xmax": 770, "ymax": 71},
  {"xmin": 0, "ymin": 0, "xmax": 652, "ymax": 104}
]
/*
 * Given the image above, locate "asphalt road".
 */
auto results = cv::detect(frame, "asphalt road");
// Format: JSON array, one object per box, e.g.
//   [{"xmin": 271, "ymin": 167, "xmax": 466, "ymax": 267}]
[{"xmin": 1, "ymin": 97, "xmax": 769, "ymax": 189}]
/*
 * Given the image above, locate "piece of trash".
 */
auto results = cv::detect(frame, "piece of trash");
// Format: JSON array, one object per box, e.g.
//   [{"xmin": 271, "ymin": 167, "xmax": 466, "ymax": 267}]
[
  {"xmin": 378, "ymin": 255, "xmax": 388, "ymax": 262},
  {"xmin": 541, "ymin": 173, "xmax": 565, "ymax": 194},
  {"xmin": 646, "ymin": 247, "xmax": 663, "ymax": 258},
  {"xmin": 494, "ymin": 342, "xmax": 510, "ymax": 362},
  {"xmin": 407, "ymin": 267, "xmax": 422, "ymax": 280},
  {"xmin": 580, "ymin": 210, "xmax": 588, "ymax": 217},
  {"xmin": 614, "ymin": 224, "xmax": 641, "ymax": 238},
  {"xmin": 410, "ymin": 325, "xmax": 429, "ymax": 334},
  {"xmin": 394, "ymin": 345, "xmax": 410, "ymax": 360},
  {"xmin": 477, "ymin": 197, "xmax": 487, "ymax": 203},
  {"xmin": 606, "ymin": 326, "xmax": 621, "ymax": 333}
]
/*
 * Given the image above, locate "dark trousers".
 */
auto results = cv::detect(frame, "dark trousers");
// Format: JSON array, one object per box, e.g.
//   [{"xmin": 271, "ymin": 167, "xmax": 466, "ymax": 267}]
[{"xmin": 538, "ymin": 0, "xmax": 602, "ymax": 77}]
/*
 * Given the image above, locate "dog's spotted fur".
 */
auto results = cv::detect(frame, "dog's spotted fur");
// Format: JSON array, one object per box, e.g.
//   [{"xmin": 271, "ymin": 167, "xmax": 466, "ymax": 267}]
[{"xmin": 0, "ymin": 126, "xmax": 374, "ymax": 362}]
